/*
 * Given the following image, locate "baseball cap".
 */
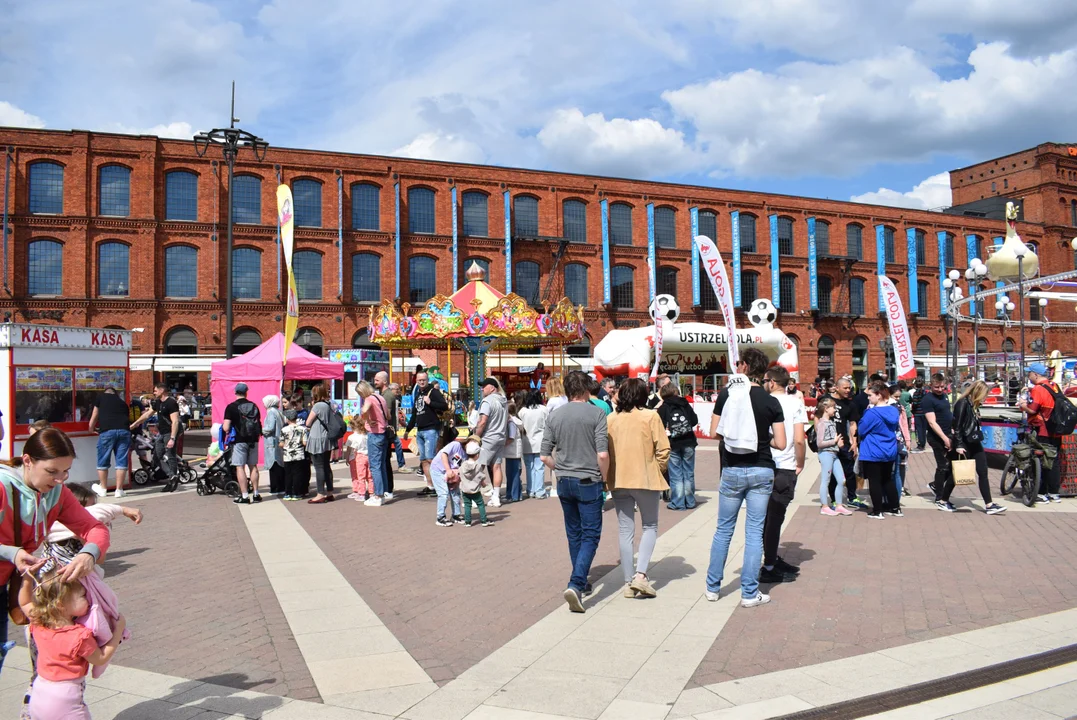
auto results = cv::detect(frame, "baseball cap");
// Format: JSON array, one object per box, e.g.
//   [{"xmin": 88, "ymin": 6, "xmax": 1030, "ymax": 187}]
[
  {"xmin": 465, "ymin": 441, "xmax": 481, "ymax": 455},
  {"xmin": 235, "ymin": 382, "xmax": 249, "ymax": 394},
  {"xmin": 1025, "ymin": 362, "xmax": 1050, "ymax": 376},
  {"xmin": 479, "ymin": 377, "xmax": 500, "ymax": 389}
]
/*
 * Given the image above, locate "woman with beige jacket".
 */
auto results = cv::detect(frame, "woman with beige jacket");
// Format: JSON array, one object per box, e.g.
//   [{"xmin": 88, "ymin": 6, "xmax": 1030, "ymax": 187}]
[{"xmin": 606, "ymin": 377, "xmax": 671, "ymax": 598}]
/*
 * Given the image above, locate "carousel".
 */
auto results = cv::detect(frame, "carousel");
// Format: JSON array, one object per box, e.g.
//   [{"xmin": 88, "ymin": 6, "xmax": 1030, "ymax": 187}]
[{"xmin": 366, "ymin": 263, "xmax": 586, "ymax": 402}]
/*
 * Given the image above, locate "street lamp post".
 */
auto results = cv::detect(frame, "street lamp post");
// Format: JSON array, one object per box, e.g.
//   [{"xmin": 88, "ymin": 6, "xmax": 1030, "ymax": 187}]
[
  {"xmin": 1038, "ymin": 297, "xmax": 1048, "ymax": 359},
  {"xmin": 944, "ymin": 269, "xmax": 963, "ymax": 397},
  {"xmin": 965, "ymin": 260, "xmax": 988, "ymax": 379},
  {"xmin": 1015, "ymin": 245, "xmax": 1029, "ymax": 382},
  {"xmin": 194, "ymin": 83, "xmax": 269, "ymax": 358}
]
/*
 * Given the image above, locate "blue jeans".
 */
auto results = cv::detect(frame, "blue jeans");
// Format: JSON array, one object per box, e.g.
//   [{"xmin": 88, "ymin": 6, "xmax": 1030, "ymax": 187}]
[
  {"xmin": 431, "ymin": 466, "xmax": 462, "ymax": 519},
  {"xmin": 819, "ymin": 451, "xmax": 846, "ymax": 506},
  {"xmin": 557, "ymin": 477, "xmax": 604, "ymax": 592},
  {"xmin": 505, "ymin": 457, "xmax": 522, "ymax": 501},
  {"xmin": 524, "ymin": 453, "xmax": 546, "ymax": 498},
  {"xmin": 667, "ymin": 446, "xmax": 696, "ymax": 509},
  {"xmin": 394, "ymin": 435, "xmax": 406, "ymax": 468},
  {"xmin": 368, "ymin": 432, "xmax": 388, "ymax": 496},
  {"xmin": 96, "ymin": 429, "xmax": 131, "ymax": 471},
  {"xmin": 706, "ymin": 466, "xmax": 773, "ymax": 599},
  {"xmin": 417, "ymin": 428, "xmax": 439, "ymax": 461}
]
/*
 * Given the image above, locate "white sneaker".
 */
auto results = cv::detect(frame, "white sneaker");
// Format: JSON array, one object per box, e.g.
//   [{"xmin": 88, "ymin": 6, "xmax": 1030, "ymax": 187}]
[
  {"xmin": 1050, "ymin": 494, "xmax": 1062, "ymax": 503},
  {"xmin": 741, "ymin": 592, "xmax": 771, "ymax": 608},
  {"xmin": 489, "ymin": 495, "xmax": 502, "ymax": 508},
  {"xmin": 347, "ymin": 493, "xmax": 359, "ymax": 499},
  {"xmin": 91, "ymin": 483, "xmax": 108, "ymax": 498},
  {"xmin": 364, "ymin": 496, "xmax": 383, "ymax": 506},
  {"xmin": 383, "ymin": 492, "xmax": 394, "ymax": 501},
  {"xmin": 705, "ymin": 591, "xmax": 720, "ymax": 602},
  {"xmin": 113, "ymin": 489, "xmax": 126, "ymax": 499}
]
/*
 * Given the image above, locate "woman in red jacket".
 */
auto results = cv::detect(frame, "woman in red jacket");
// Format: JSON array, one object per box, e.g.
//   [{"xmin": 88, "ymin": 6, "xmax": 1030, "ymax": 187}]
[{"xmin": 0, "ymin": 428, "xmax": 111, "ymax": 665}]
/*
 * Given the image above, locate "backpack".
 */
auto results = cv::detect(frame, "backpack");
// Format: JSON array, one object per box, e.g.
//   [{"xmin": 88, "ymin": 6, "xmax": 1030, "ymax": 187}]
[
  {"xmin": 324, "ymin": 405, "xmax": 346, "ymax": 443},
  {"xmin": 235, "ymin": 401, "xmax": 262, "ymax": 442},
  {"xmin": 806, "ymin": 424, "xmax": 818, "ymax": 453},
  {"xmin": 1044, "ymin": 384, "xmax": 1077, "ymax": 436}
]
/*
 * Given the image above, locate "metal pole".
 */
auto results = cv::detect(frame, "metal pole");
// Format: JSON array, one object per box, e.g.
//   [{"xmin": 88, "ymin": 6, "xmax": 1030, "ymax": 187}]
[
  {"xmin": 2, "ymin": 147, "xmax": 11, "ymax": 295},
  {"xmin": 1018, "ymin": 255, "xmax": 1026, "ymax": 378},
  {"xmin": 225, "ymin": 150, "xmax": 235, "ymax": 359}
]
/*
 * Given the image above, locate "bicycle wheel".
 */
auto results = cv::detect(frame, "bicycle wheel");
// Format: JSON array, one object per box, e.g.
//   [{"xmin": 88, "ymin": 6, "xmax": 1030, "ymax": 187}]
[
  {"xmin": 1000, "ymin": 456, "xmax": 1019, "ymax": 496},
  {"xmin": 1022, "ymin": 458, "xmax": 1042, "ymax": 507}
]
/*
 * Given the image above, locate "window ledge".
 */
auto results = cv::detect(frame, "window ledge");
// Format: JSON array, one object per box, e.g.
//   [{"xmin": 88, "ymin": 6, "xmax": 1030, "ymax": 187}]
[
  {"xmin": 163, "ymin": 296, "xmax": 197, "ymax": 301},
  {"xmin": 99, "ymin": 295, "xmax": 130, "ymax": 299}
]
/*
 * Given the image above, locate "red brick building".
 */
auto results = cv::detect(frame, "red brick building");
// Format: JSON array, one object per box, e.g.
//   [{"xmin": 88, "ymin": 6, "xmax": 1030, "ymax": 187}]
[{"xmin": 0, "ymin": 127, "xmax": 1073, "ymax": 392}]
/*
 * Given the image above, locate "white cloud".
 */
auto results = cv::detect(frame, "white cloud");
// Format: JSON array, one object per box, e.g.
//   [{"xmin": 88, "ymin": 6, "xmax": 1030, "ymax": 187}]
[
  {"xmin": 536, "ymin": 109, "xmax": 697, "ymax": 178},
  {"xmin": 392, "ymin": 132, "xmax": 485, "ymax": 164},
  {"xmin": 850, "ymin": 172, "xmax": 952, "ymax": 210},
  {"xmin": 113, "ymin": 121, "xmax": 194, "ymax": 139},
  {"xmin": 0, "ymin": 101, "xmax": 45, "ymax": 128}
]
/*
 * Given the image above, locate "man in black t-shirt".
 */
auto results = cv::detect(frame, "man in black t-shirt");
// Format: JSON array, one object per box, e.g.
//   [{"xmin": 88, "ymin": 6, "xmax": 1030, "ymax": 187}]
[
  {"xmin": 223, "ymin": 383, "xmax": 263, "ymax": 504},
  {"xmin": 828, "ymin": 378, "xmax": 866, "ymax": 509},
  {"xmin": 921, "ymin": 373, "xmax": 955, "ymax": 504},
  {"xmin": 132, "ymin": 382, "xmax": 182, "ymax": 492},
  {"xmin": 88, "ymin": 386, "xmax": 133, "ymax": 499}
]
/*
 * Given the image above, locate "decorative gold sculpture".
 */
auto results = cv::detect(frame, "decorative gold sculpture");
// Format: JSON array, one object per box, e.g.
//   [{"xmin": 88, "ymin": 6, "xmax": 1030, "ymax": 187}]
[{"xmin": 986, "ymin": 202, "xmax": 1039, "ymax": 282}]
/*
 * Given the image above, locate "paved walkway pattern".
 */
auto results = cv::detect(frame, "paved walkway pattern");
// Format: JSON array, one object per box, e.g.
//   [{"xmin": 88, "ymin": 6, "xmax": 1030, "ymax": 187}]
[{"xmin": 0, "ymin": 447, "xmax": 1074, "ymax": 719}]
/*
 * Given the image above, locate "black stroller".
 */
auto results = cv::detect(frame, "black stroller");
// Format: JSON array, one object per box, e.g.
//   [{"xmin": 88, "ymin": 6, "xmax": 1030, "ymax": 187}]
[
  {"xmin": 130, "ymin": 428, "xmax": 196, "ymax": 487},
  {"xmin": 196, "ymin": 443, "xmax": 241, "ymax": 497}
]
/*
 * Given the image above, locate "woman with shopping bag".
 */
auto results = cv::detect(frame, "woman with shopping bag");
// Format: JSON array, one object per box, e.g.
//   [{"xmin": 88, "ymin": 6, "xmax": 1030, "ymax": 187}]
[{"xmin": 945, "ymin": 381, "xmax": 1007, "ymax": 515}]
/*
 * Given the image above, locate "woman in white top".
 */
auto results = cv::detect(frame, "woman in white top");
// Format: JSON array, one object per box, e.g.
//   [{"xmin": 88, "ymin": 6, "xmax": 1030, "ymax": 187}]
[
  {"xmin": 545, "ymin": 376, "xmax": 568, "ymax": 412},
  {"xmin": 518, "ymin": 390, "xmax": 550, "ymax": 499},
  {"xmin": 504, "ymin": 393, "xmax": 525, "ymax": 502}
]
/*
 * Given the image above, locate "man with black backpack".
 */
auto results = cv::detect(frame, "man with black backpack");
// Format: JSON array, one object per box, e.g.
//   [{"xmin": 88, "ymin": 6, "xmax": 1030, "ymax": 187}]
[
  {"xmin": 223, "ymin": 382, "xmax": 263, "ymax": 505},
  {"xmin": 1019, "ymin": 363, "xmax": 1075, "ymax": 503}
]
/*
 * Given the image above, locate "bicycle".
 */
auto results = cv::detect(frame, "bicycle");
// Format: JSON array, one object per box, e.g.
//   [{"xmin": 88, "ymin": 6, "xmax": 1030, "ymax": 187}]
[{"xmin": 1000, "ymin": 428, "xmax": 1047, "ymax": 506}]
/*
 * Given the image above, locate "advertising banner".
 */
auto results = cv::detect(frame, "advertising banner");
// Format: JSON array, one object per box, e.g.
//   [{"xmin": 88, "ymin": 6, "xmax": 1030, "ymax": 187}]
[
  {"xmin": 878, "ymin": 275, "xmax": 916, "ymax": 380},
  {"xmin": 694, "ymin": 234, "xmax": 739, "ymax": 366},
  {"xmin": 276, "ymin": 184, "xmax": 299, "ymax": 363}
]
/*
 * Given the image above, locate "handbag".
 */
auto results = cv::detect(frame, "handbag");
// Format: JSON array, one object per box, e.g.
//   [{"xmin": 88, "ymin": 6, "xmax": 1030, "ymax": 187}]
[
  {"xmin": 7, "ymin": 490, "xmax": 27, "ymax": 626},
  {"xmin": 952, "ymin": 458, "xmax": 977, "ymax": 486}
]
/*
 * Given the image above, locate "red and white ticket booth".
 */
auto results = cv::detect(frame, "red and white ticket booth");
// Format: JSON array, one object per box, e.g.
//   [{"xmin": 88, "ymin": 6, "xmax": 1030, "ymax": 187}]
[{"xmin": 0, "ymin": 324, "xmax": 131, "ymax": 485}]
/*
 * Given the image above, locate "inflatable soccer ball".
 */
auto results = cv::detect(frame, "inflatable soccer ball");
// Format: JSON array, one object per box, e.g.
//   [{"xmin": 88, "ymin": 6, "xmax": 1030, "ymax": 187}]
[
  {"xmin": 649, "ymin": 294, "xmax": 680, "ymax": 323},
  {"xmin": 748, "ymin": 298, "xmax": 778, "ymax": 327}
]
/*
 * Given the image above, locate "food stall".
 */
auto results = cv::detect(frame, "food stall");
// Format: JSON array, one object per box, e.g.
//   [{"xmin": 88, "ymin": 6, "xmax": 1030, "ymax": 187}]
[
  {"xmin": 0, "ymin": 324, "xmax": 131, "ymax": 485},
  {"xmin": 328, "ymin": 348, "xmax": 390, "ymax": 421}
]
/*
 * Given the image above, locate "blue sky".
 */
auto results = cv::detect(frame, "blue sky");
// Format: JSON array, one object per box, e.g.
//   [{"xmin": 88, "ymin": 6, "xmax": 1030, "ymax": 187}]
[{"xmin": 3, "ymin": 0, "xmax": 1077, "ymax": 210}]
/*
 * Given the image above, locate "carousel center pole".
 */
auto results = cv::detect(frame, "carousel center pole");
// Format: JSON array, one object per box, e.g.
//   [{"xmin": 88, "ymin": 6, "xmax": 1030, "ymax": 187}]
[
  {"xmin": 388, "ymin": 349, "xmax": 393, "ymax": 385},
  {"xmin": 447, "ymin": 339, "xmax": 452, "ymax": 395}
]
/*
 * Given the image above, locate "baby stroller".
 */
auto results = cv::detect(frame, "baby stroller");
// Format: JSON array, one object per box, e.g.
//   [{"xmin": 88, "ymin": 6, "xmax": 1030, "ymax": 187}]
[
  {"xmin": 130, "ymin": 429, "xmax": 196, "ymax": 487},
  {"xmin": 197, "ymin": 441, "xmax": 241, "ymax": 497}
]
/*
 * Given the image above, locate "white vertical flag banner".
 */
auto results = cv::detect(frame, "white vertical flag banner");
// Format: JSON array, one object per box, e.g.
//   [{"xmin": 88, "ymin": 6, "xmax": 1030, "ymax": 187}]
[
  {"xmin": 647, "ymin": 251, "xmax": 664, "ymax": 380},
  {"xmin": 694, "ymin": 235, "xmax": 739, "ymax": 367},
  {"xmin": 878, "ymin": 275, "xmax": 916, "ymax": 380}
]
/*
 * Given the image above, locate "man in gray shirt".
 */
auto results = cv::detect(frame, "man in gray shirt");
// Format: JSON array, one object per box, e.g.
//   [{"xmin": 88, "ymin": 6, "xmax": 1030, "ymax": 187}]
[
  {"xmin": 541, "ymin": 370, "xmax": 609, "ymax": 613},
  {"xmin": 475, "ymin": 377, "xmax": 509, "ymax": 507}
]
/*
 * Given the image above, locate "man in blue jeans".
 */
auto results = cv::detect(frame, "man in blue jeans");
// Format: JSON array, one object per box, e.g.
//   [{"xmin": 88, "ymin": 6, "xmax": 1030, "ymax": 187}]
[
  {"xmin": 405, "ymin": 371, "xmax": 448, "ymax": 497},
  {"xmin": 541, "ymin": 370, "xmax": 609, "ymax": 613},
  {"xmin": 706, "ymin": 348, "xmax": 787, "ymax": 608}
]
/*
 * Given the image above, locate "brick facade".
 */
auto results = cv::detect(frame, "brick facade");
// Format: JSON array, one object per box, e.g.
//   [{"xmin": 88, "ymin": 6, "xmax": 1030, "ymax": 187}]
[{"xmin": 0, "ymin": 127, "xmax": 1074, "ymax": 392}]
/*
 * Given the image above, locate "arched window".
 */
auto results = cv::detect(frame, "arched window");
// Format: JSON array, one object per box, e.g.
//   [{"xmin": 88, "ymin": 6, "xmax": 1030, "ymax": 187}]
[
  {"xmin": 295, "ymin": 328, "xmax": 324, "ymax": 358},
  {"xmin": 818, "ymin": 276, "xmax": 832, "ymax": 313},
  {"xmin": 351, "ymin": 182, "xmax": 380, "ymax": 231},
  {"xmin": 657, "ymin": 266, "xmax": 677, "ymax": 297},
  {"xmin": 610, "ymin": 202, "xmax": 633, "ymax": 246},
  {"xmin": 98, "ymin": 166, "xmax": 130, "ymax": 217},
  {"xmin": 817, "ymin": 336, "xmax": 835, "ymax": 378},
  {"xmin": 514, "ymin": 195, "xmax": 539, "ymax": 237},
  {"xmin": 977, "ymin": 338, "xmax": 989, "ymax": 354},
  {"xmin": 462, "ymin": 191, "xmax": 488, "ymax": 237},
  {"xmin": 29, "ymin": 162, "xmax": 64, "ymax": 215},
  {"xmin": 913, "ymin": 228, "xmax": 926, "ymax": 266},
  {"xmin": 778, "ymin": 216, "xmax": 794, "ymax": 256},
  {"xmin": 164, "ymin": 246, "xmax": 198, "ymax": 298},
  {"xmin": 612, "ymin": 265, "xmax": 634, "ymax": 310},
  {"xmin": 464, "ymin": 257, "xmax": 490, "ymax": 280},
  {"xmin": 846, "ymin": 224, "xmax": 863, "ymax": 260},
  {"xmin": 164, "ymin": 327, "xmax": 198, "ymax": 355},
  {"xmin": 654, "ymin": 207, "xmax": 676, "ymax": 249},
  {"xmin": 232, "ymin": 247, "xmax": 261, "ymax": 300},
  {"xmin": 883, "ymin": 226, "xmax": 896, "ymax": 263},
  {"xmin": 352, "ymin": 253, "xmax": 380, "ymax": 303},
  {"xmin": 916, "ymin": 337, "xmax": 932, "ymax": 355},
  {"xmin": 698, "ymin": 263, "xmax": 718, "ymax": 311},
  {"xmin": 942, "ymin": 231, "xmax": 955, "ymax": 268},
  {"xmin": 849, "ymin": 277, "xmax": 865, "ymax": 316},
  {"xmin": 294, "ymin": 250, "xmax": 322, "ymax": 301},
  {"xmin": 98, "ymin": 242, "xmax": 129, "ymax": 296},
  {"xmin": 564, "ymin": 263, "xmax": 588, "ymax": 306},
  {"xmin": 563, "ymin": 199, "xmax": 587, "ymax": 242},
  {"xmin": 293, "ymin": 179, "xmax": 322, "ymax": 228},
  {"xmin": 852, "ymin": 336, "xmax": 869, "ymax": 367},
  {"xmin": 779, "ymin": 273, "xmax": 796, "ymax": 312},
  {"xmin": 408, "ymin": 187, "xmax": 436, "ymax": 234},
  {"xmin": 739, "ymin": 214, "xmax": 757, "ymax": 253},
  {"xmin": 968, "ymin": 234, "xmax": 982, "ymax": 262},
  {"xmin": 815, "ymin": 221, "xmax": 830, "ymax": 256},
  {"xmin": 515, "ymin": 261, "xmax": 541, "ymax": 306},
  {"xmin": 409, "ymin": 256, "xmax": 437, "ymax": 304},
  {"xmin": 165, "ymin": 170, "xmax": 198, "ymax": 221},
  {"xmin": 699, "ymin": 210, "xmax": 718, "ymax": 243},
  {"xmin": 742, "ymin": 271, "xmax": 759, "ymax": 307},
  {"xmin": 28, "ymin": 240, "xmax": 62, "ymax": 296},
  {"xmin": 232, "ymin": 175, "xmax": 262, "ymax": 224},
  {"xmin": 232, "ymin": 329, "xmax": 262, "ymax": 355},
  {"xmin": 1003, "ymin": 338, "xmax": 1016, "ymax": 352},
  {"xmin": 352, "ymin": 328, "xmax": 378, "ymax": 349},
  {"xmin": 917, "ymin": 280, "xmax": 929, "ymax": 315}
]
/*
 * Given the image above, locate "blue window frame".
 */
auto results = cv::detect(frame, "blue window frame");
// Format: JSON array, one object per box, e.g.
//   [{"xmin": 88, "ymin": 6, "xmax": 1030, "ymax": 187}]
[
  {"xmin": 293, "ymin": 179, "xmax": 322, "ymax": 228},
  {"xmin": 655, "ymin": 207, "xmax": 676, "ymax": 249},
  {"xmin": 914, "ymin": 229, "xmax": 926, "ymax": 266},
  {"xmin": 612, "ymin": 265, "xmax": 634, "ymax": 309},
  {"xmin": 98, "ymin": 166, "xmax": 130, "ymax": 217},
  {"xmin": 232, "ymin": 175, "xmax": 262, "ymax": 224},
  {"xmin": 232, "ymin": 248, "xmax": 261, "ymax": 299},
  {"xmin": 742, "ymin": 272, "xmax": 758, "ymax": 306},
  {"xmin": 352, "ymin": 253, "xmax": 381, "ymax": 302},
  {"xmin": 514, "ymin": 195, "xmax": 539, "ymax": 237},
  {"xmin": 850, "ymin": 278, "xmax": 865, "ymax": 315},
  {"xmin": 293, "ymin": 250, "xmax": 322, "ymax": 300},
  {"xmin": 657, "ymin": 266, "xmax": 677, "ymax": 296},
  {"xmin": 465, "ymin": 257, "xmax": 490, "ymax": 281},
  {"xmin": 98, "ymin": 242, "xmax": 129, "ymax": 296},
  {"xmin": 351, "ymin": 183, "xmax": 380, "ymax": 231},
  {"xmin": 462, "ymin": 191, "xmax": 489, "ymax": 237},
  {"xmin": 815, "ymin": 221, "xmax": 830, "ymax": 256},
  {"xmin": 779, "ymin": 273, "xmax": 796, "ymax": 312},
  {"xmin": 847, "ymin": 224, "xmax": 863, "ymax": 259},
  {"xmin": 29, "ymin": 162, "xmax": 63, "ymax": 214},
  {"xmin": 408, "ymin": 187, "xmax": 435, "ymax": 234},
  {"xmin": 565, "ymin": 263, "xmax": 587, "ymax": 306},
  {"xmin": 969, "ymin": 235, "xmax": 982, "ymax": 262},
  {"xmin": 883, "ymin": 226, "xmax": 895, "ymax": 263},
  {"xmin": 165, "ymin": 171, "xmax": 198, "ymax": 221},
  {"xmin": 739, "ymin": 214, "xmax": 757, "ymax": 253},
  {"xmin": 778, "ymin": 217, "xmax": 794, "ymax": 256},
  {"xmin": 409, "ymin": 256, "xmax": 437, "ymax": 304},
  {"xmin": 943, "ymin": 232, "xmax": 956, "ymax": 268},
  {"xmin": 28, "ymin": 240, "xmax": 62, "ymax": 295},
  {"xmin": 917, "ymin": 280, "xmax": 929, "ymax": 315},
  {"xmin": 164, "ymin": 246, "xmax": 198, "ymax": 298},
  {"xmin": 515, "ymin": 260, "xmax": 540, "ymax": 306},
  {"xmin": 698, "ymin": 210, "xmax": 718, "ymax": 243},
  {"xmin": 610, "ymin": 203, "xmax": 633, "ymax": 246},
  {"xmin": 563, "ymin": 200, "xmax": 587, "ymax": 243}
]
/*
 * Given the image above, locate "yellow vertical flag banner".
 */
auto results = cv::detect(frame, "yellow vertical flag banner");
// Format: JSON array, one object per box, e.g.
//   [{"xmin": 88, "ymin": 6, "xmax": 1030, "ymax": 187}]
[{"xmin": 277, "ymin": 184, "xmax": 299, "ymax": 363}]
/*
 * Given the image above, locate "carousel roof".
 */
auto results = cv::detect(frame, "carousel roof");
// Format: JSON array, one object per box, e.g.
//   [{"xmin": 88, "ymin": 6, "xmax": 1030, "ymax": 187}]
[{"xmin": 448, "ymin": 262, "xmax": 505, "ymax": 314}]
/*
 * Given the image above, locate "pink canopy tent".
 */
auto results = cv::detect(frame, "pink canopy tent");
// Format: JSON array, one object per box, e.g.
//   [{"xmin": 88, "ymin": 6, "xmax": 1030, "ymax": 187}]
[{"xmin": 210, "ymin": 334, "xmax": 344, "ymax": 460}]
